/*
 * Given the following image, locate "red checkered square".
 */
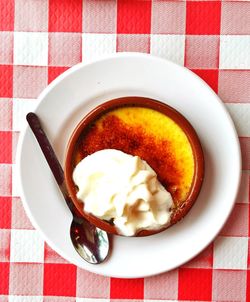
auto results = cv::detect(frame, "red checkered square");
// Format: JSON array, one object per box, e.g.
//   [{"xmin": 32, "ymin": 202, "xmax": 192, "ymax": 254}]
[
  {"xmin": 117, "ymin": 34, "xmax": 150, "ymax": 53},
  {"xmin": 117, "ymin": 0, "xmax": 151, "ymax": 34},
  {"xmin": 48, "ymin": 33, "xmax": 81, "ymax": 67},
  {"xmin": 178, "ymin": 268, "xmax": 212, "ymax": 300},
  {"xmin": 213, "ymin": 270, "xmax": 246, "ymax": 301},
  {"xmin": 13, "ymin": 66, "xmax": 47, "ymax": 98},
  {"xmin": 240, "ymin": 137, "xmax": 250, "ymax": 170},
  {"xmin": 48, "ymin": 67, "xmax": 69, "ymax": 84},
  {"xmin": 0, "ymin": 197, "xmax": 11, "ymax": 229},
  {"xmin": 0, "ymin": 65, "xmax": 13, "ymax": 97},
  {"xmin": 221, "ymin": 2, "xmax": 250, "ymax": 35},
  {"xmin": 76, "ymin": 267, "xmax": 110, "ymax": 298},
  {"xmin": 218, "ymin": 70, "xmax": 250, "ymax": 103},
  {"xmin": 0, "ymin": 229, "xmax": 10, "ymax": 261},
  {"xmin": 9, "ymin": 263, "xmax": 43, "ymax": 295},
  {"xmin": 0, "ymin": 262, "xmax": 9, "ymax": 294},
  {"xmin": 49, "ymin": 0, "xmax": 82, "ymax": 32},
  {"xmin": 0, "ymin": 32, "xmax": 13, "ymax": 64},
  {"xmin": 185, "ymin": 35, "xmax": 219, "ymax": 69},
  {"xmin": 183, "ymin": 243, "xmax": 213, "ymax": 269},
  {"xmin": 220, "ymin": 203, "xmax": 248, "ymax": 237},
  {"xmin": 0, "ymin": 98, "xmax": 12, "ymax": 131},
  {"xmin": 0, "ymin": 131, "xmax": 12, "ymax": 163},
  {"xmin": 11, "ymin": 197, "xmax": 33, "ymax": 229},
  {"xmin": 186, "ymin": 1, "xmax": 221, "ymax": 35},
  {"xmin": 43, "ymin": 264, "xmax": 76, "ymax": 296},
  {"xmin": 0, "ymin": 0, "xmax": 14, "ymax": 31},
  {"xmin": 151, "ymin": 0, "xmax": 186, "ymax": 34},
  {"xmin": 83, "ymin": 0, "xmax": 116, "ymax": 33},
  {"xmin": 44, "ymin": 243, "xmax": 68, "ymax": 264},
  {"xmin": 191, "ymin": 69, "xmax": 218, "ymax": 93},
  {"xmin": 110, "ymin": 278, "xmax": 144, "ymax": 299},
  {"xmin": 11, "ymin": 131, "xmax": 19, "ymax": 163},
  {"xmin": 144, "ymin": 269, "xmax": 178, "ymax": 300},
  {"xmin": 14, "ymin": 0, "xmax": 48, "ymax": 32},
  {"xmin": 0, "ymin": 164, "xmax": 11, "ymax": 196}
]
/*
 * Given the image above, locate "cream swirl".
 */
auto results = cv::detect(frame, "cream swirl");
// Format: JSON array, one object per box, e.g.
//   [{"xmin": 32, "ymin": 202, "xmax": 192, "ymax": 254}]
[{"xmin": 73, "ymin": 149, "xmax": 173, "ymax": 236}]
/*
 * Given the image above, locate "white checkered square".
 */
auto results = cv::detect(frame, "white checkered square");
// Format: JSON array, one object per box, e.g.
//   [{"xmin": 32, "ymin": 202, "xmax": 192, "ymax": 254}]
[
  {"xmin": 12, "ymin": 98, "xmax": 37, "ymax": 131},
  {"xmin": 220, "ymin": 35, "xmax": 250, "ymax": 69},
  {"xmin": 14, "ymin": 32, "xmax": 48, "ymax": 66},
  {"xmin": 150, "ymin": 35, "xmax": 185, "ymax": 65},
  {"xmin": 225, "ymin": 103, "xmax": 250, "ymax": 137},
  {"xmin": 82, "ymin": 34, "xmax": 116, "ymax": 61},
  {"xmin": 11, "ymin": 163, "xmax": 20, "ymax": 197},
  {"xmin": 213, "ymin": 236, "xmax": 248, "ymax": 269},
  {"xmin": 12, "ymin": 131, "xmax": 19, "ymax": 164},
  {"xmin": 10, "ymin": 230, "xmax": 44, "ymax": 263}
]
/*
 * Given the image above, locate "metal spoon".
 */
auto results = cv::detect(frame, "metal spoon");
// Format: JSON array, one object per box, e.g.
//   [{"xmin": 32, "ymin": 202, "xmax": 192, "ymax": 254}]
[{"xmin": 26, "ymin": 112, "xmax": 109, "ymax": 264}]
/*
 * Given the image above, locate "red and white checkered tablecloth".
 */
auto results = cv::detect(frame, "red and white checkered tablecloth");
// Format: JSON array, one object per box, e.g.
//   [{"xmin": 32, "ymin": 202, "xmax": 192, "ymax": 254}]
[{"xmin": 0, "ymin": 0, "xmax": 250, "ymax": 301}]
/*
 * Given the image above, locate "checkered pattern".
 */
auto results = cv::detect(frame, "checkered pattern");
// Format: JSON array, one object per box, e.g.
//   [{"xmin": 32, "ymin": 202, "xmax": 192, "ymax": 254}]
[{"xmin": 0, "ymin": 0, "xmax": 250, "ymax": 301}]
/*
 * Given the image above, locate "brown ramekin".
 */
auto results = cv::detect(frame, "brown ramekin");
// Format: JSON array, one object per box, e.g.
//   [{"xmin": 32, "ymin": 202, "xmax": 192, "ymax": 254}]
[{"xmin": 64, "ymin": 97, "xmax": 204, "ymax": 236}]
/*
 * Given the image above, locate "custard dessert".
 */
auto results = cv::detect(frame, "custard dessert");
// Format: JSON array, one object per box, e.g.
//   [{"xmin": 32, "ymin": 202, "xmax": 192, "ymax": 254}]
[{"xmin": 65, "ymin": 97, "xmax": 204, "ymax": 236}]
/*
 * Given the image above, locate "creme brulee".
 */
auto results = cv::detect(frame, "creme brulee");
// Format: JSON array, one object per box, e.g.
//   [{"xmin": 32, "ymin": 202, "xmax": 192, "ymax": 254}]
[{"xmin": 74, "ymin": 106, "xmax": 195, "ymax": 208}]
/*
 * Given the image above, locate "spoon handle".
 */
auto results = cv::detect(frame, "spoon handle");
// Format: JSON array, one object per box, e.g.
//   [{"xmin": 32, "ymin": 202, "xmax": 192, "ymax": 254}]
[{"xmin": 26, "ymin": 112, "xmax": 72, "ymax": 209}]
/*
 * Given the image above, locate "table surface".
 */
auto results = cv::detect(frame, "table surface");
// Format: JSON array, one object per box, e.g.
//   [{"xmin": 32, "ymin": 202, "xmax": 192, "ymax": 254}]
[{"xmin": 0, "ymin": 0, "xmax": 250, "ymax": 301}]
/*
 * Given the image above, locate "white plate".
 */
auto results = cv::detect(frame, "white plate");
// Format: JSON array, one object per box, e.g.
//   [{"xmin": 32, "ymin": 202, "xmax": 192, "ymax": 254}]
[{"xmin": 17, "ymin": 53, "xmax": 241, "ymax": 278}]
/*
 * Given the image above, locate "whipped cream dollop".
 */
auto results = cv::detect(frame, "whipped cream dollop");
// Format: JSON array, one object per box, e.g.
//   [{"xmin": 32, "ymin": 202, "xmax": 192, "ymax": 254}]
[{"xmin": 73, "ymin": 149, "xmax": 173, "ymax": 236}]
